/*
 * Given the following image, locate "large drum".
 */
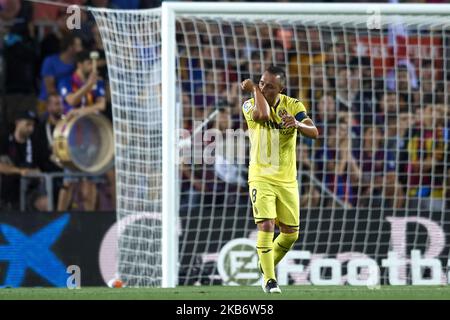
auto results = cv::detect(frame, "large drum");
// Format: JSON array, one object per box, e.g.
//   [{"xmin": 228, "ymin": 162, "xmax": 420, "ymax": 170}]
[{"xmin": 53, "ymin": 113, "xmax": 114, "ymax": 173}]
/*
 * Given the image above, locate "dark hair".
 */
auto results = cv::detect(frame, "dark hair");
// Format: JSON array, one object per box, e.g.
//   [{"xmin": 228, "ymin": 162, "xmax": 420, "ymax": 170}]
[
  {"xmin": 60, "ymin": 33, "xmax": 80, "ymax": 52},
  {"xmin": 75, "ymin": 51, "xmax": 91, "ymax": 65},
  {"xmin": 265, "ymin": 65, "xmax": 286, "ymax": 87}
]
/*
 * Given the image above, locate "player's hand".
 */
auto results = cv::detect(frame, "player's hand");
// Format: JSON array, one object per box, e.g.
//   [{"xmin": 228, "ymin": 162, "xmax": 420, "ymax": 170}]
[
  {"xmin": 281, "ymin": 113, "xmax": 299, "ymax": 129},
  {"xmin": 241, "ymin": 79, "xmax": 256, "ymax": 93}
]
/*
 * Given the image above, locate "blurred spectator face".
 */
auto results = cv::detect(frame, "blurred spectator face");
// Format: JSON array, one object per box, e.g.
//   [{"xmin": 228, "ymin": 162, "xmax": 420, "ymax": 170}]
[
  {"xmin": 311, "ymin": 63, "xmax": 325, "ymax": 87},
  {"xmin": 62, "ymin": 36, "xmax": 83, "ymax": 56},
  {"xmin": 47, "ymin": 95, "xmax": 63, "ymax": 119},
  {"xmin": 349, "ymin": 67, "xmax": 360, "ymax": 92},
  {"xmin": 421, "ymin": 61, "xmax": 433, "ymax": 82},
  {"xmin": 396, "ymin": 67, "xmax": 410, "ymax": 92},
  {"xmin": 325, "ymin": 126, "xmax": 338, "ymax": 149},
  {"xmin": 216, "ymin": 109, "xmax": 231, "ymax": 131},
  {"xmin": 308, "ymin": 28, "xmax": 321, "ymax": 52},
  {"xmin": 78, "ymin": 59, "xmax": 93, "ymax": 78},
  {"xmin": 423, "ymin": 104, "xmax": 445, "ymax": 128},
  {"xmin": 205, "ymin": 71, "xmax": 214, "ymax": 84},
  {"xmin": 317, "ymin": 95, "xmax": 336, "ymax": 121},
  {"xmin": 15, "ymin": 119, "xmax": 35, "ymax": 139},
  {"xmin": 331, "ymin": 41, "xmax": 346, "ymax": 64},
  {"xmin": 337, "ymin": 115, "xmax": 349, "ymax": 139},
  {"xmin": 336, "ymin": 68, "xmax": 350, "ymax": 91},
  {"xmin": 379, "ymin": 93, "xmax": 397, "ymax": 114},
  {"xmin": 72, "ymin": 37, "xmax": 83, "ymax": 54},
  {"xmin": 363, "ymin": 127, "xmax": 382, "ymax": 151}
]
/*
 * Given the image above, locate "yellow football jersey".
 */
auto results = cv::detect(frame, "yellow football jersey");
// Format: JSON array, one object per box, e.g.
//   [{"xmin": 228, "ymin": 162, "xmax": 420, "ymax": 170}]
[{"xmin": 242, "ymin": 94, "xmax": 308, "ymax": 187}]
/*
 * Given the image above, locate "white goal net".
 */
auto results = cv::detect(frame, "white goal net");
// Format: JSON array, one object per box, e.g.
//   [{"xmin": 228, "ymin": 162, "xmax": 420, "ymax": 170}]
[{"xmin": 91, "ymin": 3, "xmax": 450, "ymax": 287}]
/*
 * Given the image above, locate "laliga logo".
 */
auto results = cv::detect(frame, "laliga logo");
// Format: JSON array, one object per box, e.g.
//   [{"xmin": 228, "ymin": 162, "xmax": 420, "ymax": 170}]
[
  {"xmin": 217, "ymin": 217, "xmax": 450, "ymax": 286},
  {"xmin": 217, "ymin": 239, "xmax": 260, "ymax": 286}
]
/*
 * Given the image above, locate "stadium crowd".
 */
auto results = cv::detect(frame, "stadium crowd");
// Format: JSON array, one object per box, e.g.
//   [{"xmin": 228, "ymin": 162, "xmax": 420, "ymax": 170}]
[
  {"xmin": 177, "ymin": 14, "xmax": 450, "ymax": 213},
  {"xmin": 0, "ymin": 0, "xmax": 449, "ymax": 212}
]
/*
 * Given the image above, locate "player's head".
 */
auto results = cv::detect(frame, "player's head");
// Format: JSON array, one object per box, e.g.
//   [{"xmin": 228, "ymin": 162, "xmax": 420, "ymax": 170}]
[
  {"xmin": 75, "ymin": 51, "xmax": 93, "ymax": 78},
  {"xmin": 259, "ymin": 65, "xmax": 286, "ymax": 106},
  {"xmin": 14, "ymin": 110, "xmax": 37, "ymax": 139},
  {"xmin": 47, "ymin": 93, "xmax": 63, "ymax": 119}
]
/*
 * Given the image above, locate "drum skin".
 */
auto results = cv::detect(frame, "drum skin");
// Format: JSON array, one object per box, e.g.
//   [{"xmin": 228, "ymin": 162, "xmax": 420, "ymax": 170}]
[{"xmin": 53, "ymin": 113, "xmax": 114, "ymax": 173}]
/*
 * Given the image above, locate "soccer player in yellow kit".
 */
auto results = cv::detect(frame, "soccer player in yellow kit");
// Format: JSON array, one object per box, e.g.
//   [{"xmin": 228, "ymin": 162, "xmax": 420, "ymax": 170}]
[{"xmin": 241, "ymin": 66, "xmax": 318, "ymax": 293}]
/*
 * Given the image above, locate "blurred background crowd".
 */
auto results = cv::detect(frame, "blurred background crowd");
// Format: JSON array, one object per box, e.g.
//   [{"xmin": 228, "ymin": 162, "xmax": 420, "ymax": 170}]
[{"xmin": 0, "ymin": 0, "xmax": 449, "ymax": 213}]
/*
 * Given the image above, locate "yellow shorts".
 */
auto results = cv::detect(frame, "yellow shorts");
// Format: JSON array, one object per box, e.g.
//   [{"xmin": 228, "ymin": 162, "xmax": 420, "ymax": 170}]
[{"xmin": 249, "ymin": 181, "xmax": 300, "ymax": 228}]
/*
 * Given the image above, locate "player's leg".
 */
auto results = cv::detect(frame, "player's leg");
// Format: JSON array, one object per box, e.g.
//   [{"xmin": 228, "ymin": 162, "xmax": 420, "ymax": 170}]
[
  {"xmin": 273, "ymin": 184, "xmax": 300, "ymax": 267},
  {"xmin": 249, "ymin": 182, "xmax": 280, "ymax": 293}
]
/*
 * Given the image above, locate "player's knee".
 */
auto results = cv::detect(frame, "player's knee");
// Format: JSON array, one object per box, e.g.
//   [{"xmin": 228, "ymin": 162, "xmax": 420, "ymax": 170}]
[
  {"xmin": 287, "ymin": 231, "xmax": 299, "ymax": 243},
  {"xmin": 281, "ymin": 230, "xmax": 299, "ymax": 247},
  {"xmin": 279, "ymin": 224, "xmax": 298, "ymax": 235},
  {"xmin": 257, "ymin": 219, "xmax": 275, "ymax": 232}
]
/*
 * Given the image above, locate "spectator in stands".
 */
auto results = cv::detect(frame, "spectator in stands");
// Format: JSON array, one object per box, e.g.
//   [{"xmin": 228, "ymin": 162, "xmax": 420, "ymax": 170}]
[
  {"xmin": 445, "ymin": 73, "xmax": 450, "ymax": 108},
  {"xmin": 0, "ymin": 110, "xmax": 47, "ymax": 211},
  {"xmin": 2, "ymin": 6, "xmax": 38, "ymax": 127},
  {"xmin": 386, "ymin": 63, "xmax": 418, "ymax": 112},
  {"xmin": 37, "ymin": 3, "xmax": 89, "ymax": 63},
  {"xmin": 306, "ymin": 61, "xmax": 331, "ymax": 111},
  {"xmin": 406, "ymin": 104, "xmax": 448, "ymax": 211},
  {"xmin": 376, "ymin": 91, "xmax": 412, "ymax": 190},
  {"xmin": 0, "ymin": 0, "xmax": 20, "ymax": 21},
  {"xmin": 211, "ymin": 107, "xmax": 247, "ymax": 205},
  {"xmin": 359, "ymin": 126, "xmax": 404, "ymax": 208},
  {"xmin": 38, "ymin": 33, "xmax": 83, "ymax": 115},
  {"xmin": 57, "ymin": 50, "xmax": 106, "ymax": 211},
  {"xmin": 313, "ymin": 94, "xmax": 337, "ymax": 137},
  {"xmin": 289, "ymin": 27, "xmax": 325, "ymax": 107},
  {"xmin": 376, "ymin": 91, "xmax": 406, "ymax": 124},
  {"xmin": 413, "ymin": 59, "xmax": 444, "ymax": 109},
  {"xmin": 297, "ymin": 141, "xmax": 320, "ymax": 209},
  {"xmin": 351, "ymin": 56, "xmax": 380, "ymax": 127},
  {"xmin": 335, "ymin": 66, "xmax": 358, "ymax": 113},
  {"xmin": 313, "ymin": 117, "xmax": 361, "ymax": 208},
  {"xmin": 181, "ymin": 106, "xmax": 246, "ymax": 210},
  {"xmin": 33, "ymin": 93, "xmax": 65, "ymax": 209}
]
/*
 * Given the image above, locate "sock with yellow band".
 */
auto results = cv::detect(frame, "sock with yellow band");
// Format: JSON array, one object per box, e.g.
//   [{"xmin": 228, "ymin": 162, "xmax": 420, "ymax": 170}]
[
  {"xmin": 256, "ymin": 230, "xmax": 276, "ymax": 283},
  {"xmin": 273, "ymin": 232, "xmax": 299, "ymax": 267}
]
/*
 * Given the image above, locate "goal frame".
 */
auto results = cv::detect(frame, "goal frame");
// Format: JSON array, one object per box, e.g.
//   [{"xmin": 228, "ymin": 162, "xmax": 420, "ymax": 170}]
[{"xmin": 160, "ymin": 1, "xmax": 450, "ymax": 288}]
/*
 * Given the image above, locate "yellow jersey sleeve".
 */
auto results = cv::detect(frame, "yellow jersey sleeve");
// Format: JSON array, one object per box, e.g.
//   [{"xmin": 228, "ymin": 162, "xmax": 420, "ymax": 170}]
[{"xmin": 288, "ymin": 97, "xmax": 308, "ymax": 122}]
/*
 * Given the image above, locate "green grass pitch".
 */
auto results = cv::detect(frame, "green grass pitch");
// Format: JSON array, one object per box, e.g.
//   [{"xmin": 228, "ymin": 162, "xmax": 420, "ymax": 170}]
[{"xmin": 1, "ymin": 286, "xmax": 450, "ymax": 300}]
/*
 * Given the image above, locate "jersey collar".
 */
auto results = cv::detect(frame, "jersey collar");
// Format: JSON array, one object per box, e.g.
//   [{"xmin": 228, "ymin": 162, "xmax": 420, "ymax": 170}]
[{"xmin": 271, "ymin": 95, "xmax": 281, "ymax": 110}]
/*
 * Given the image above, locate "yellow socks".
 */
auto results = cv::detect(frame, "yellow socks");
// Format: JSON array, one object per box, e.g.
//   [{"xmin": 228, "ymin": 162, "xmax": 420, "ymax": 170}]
[
  {"xmin": 273, "ymin": 232, "xmax": 299, "ymax": 267},
  {"xmin": 256, "ymin": 231, "xmax": 276, "ymax": 282}
]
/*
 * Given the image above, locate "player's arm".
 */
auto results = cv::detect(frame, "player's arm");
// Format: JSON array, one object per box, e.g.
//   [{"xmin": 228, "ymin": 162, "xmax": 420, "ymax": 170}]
[
  {"xmin": 282, "ymin": 113, "xmax": 318, "ymax": 139},
  {"xmin": 241, "ymin": 79, "xmax": 270, "ymax": 122}
]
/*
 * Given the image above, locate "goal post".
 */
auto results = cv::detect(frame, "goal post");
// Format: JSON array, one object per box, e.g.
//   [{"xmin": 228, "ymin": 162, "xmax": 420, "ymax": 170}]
[{"xmin": 90, "ymin": 2, "xmax": 450, "ymax": 288}]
